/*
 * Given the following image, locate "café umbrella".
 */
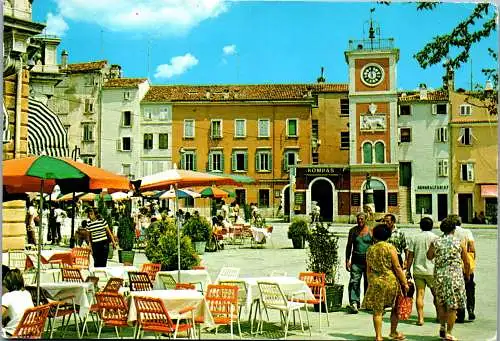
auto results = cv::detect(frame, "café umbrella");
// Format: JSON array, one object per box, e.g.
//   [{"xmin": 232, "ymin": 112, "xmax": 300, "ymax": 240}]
[
  {"xmin": 2, "ymin": 155, "xmax": 131, "ymax": 304},
  {"xmin": 137, "ymin": 169, "xmax": 237, "ymax": 281}
]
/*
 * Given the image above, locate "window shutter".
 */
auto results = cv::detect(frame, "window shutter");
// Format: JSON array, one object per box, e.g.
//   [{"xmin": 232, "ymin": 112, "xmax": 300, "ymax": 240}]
[
  {"xmin": 437, "ymin": 160, "xmax": 442, "ymax": 176},
  {"xmin": 468, "ymin": 164, "xmax": 474, "ymax": 181},
  {"xmin": 431, "ymin": 104, "xmax": 437, "ymax": 115},
  {"xmin": 129, "ymin": 137, "xmax": 133, "ymax": 151},
  {"xmin": 397, "ymin": 106, "xmax": 400, "ymax": 116},
  {"xmin": 443, "ymin": 160, "xmax": 448, "ymax": 176},
  {"xmin": 269, "ymin": 153, "xmax": 273, "ymax": 171},
  {"xmin": 443, "ymin": 127, "xmax": 448, "ymax": 142},
  {"xmin": 193, "ymin": 152, "xmax": 197, "ymax": 171},
  {"xmin": 255, "ymin": 152, "xmax": 260, "ymax": 171},
  {"xmin": 244, "ymin": 151, "xmax": 248, "ymax": 171},
  {"xmin": 283, "ymin": 153, "xmax": 289, "ymax": 171},
  {"xmin": 398, "ymin": 128, "xmax": 402, "ymax": 143},
  {"xmin": 207, "ymin": 152, "xmax": 213, "ymax": 172},
  {"xmin": 180, "ymin": 154, "xmax": 185, "ymax": 170},
  {"xmin": 221, "ymin": 153, "xmax": 225, "ymax": 172},
  {"xmin": 446, "ymin": 104, "xmax": 449, "ymax": 115},
  {"xmin": 458, "ymin": 128, "xmax": 465, "ymax": 143},
  {"xmin": 232, "ymin": 152, "xmax": 236, "ymax": 171},
  {"xmin": 116, "ymin": 139, "xmax": 121, "ymax": 151}
]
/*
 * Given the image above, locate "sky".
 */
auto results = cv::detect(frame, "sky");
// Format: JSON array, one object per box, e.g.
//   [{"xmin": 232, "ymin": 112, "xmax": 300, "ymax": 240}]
[{"xmin": 32, "ymin": 0, "xmax": 498, "ymax": 91}]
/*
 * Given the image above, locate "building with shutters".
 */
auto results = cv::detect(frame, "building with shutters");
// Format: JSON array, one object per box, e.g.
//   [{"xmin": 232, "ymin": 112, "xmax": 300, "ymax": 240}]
[
  {"xmin": 448, "ymin": 85, "xmax": 498, "ymax": 223},
  {"xmin": 397, "ymin": 87, "xmax": 450, "ymax": 223}
]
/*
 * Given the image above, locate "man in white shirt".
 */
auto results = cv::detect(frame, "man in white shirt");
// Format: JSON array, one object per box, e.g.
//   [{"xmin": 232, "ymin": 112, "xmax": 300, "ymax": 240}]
[
  {"xmin": 450, "ymin": 214, "xmax": 476, "ymax": 322},
  {"xmin": 406, "ymin": 216, "xmax": 439, "ymax": 326}
]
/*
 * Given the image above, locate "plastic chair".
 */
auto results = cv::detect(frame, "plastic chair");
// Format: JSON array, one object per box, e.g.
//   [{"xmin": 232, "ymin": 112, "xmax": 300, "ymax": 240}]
[
  {"xmin": 204, "ymin": 284, "xmax": 241, "ymax": 339},
  {"xmin": 257, "ymin": 281, "xmax": 309, "ymax": 339},
  {"xmin": 128, "ymin": 271, "xmax": 153, "ymax": 291},
  {"xmin": 157, "ymin": 273, "xmax": 177, "ymax": 290},
  {"xmin": 61, "ymin": 267, "xmax": 84, "ymax": 283},
  {"xmin": 192, "ymin": 265, "xmax": 207, "ymax": 270},
  {"xmin": 175, "ymin": 283, "xmax": 196, "ymax": 290},
  {"xmin": 297, "ymin": 272, "xmax": 330, "ymax": 330},
  {"xmin": 133, "ymin": 295, "xmax": 195, "ymax": 339},
  {"xmin": 215, "ymin": 267, "xmax": 240, "ymax": 283},
  {"xmin": 140, "ymin": 263, "xmax": 161, "ymax": 282},
  {"xmin": 70, "ymin": 247, "xmax": 91, "ymax": 270},
  {"xmin": 11, "ymin": 303, "xmax": 51, "ymax": 339},
  {"xmin": 26, "ymin": 285, "xmax": 81, "ymax": 339},
  {"xmin": 8, "ymin": 249, "xmax": 27, "ymax": 271},
  {"xmin": 102, "ymin": 277, "xmax": 124, "ymax": 293},
  {"xmin": 95, "ymin": 292, "xmax": 129, "ymax": 339}
]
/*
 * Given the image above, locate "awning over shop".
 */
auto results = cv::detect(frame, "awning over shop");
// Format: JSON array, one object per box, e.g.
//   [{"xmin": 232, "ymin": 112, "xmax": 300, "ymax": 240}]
[
  {"xmin": 3, "ymin": 103, "xmax": 11, "ymax": 144},
  {"xmin": 480, "ymin": 184, "xmax": 498, "ymax": 198},
  {"xmin": 28, "ymin": 98, "xmax": 69, "ymax": 157}
]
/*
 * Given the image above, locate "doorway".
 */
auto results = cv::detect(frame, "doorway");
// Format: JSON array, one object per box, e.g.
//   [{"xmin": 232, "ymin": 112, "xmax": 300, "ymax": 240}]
[
  {"xmin": 311, "ymin": 179, "xmax": 334, "ymax": 222},
  {"xmin": 437, "ymin": 194, "xmax": 448, "ymax": 221},
  {"xmin": 485, "ymin": 198, "xmax": 497, "ymax": 224},
  {"xmin": 235, "ymin": 189, "xmax": 246, "ymax": 206},
  {"xmin": 283, "ymin": 186, "xmax": 290, "ymax": 220},
  {"xmin": 458, "ymin": 193, "xmax": 473, "ymax": 223}
]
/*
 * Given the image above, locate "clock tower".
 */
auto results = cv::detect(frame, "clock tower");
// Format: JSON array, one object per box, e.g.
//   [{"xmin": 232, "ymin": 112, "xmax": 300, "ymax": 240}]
[{"xmin": 345, "ymin": 12, "xmax": 400, "ymax": 217}]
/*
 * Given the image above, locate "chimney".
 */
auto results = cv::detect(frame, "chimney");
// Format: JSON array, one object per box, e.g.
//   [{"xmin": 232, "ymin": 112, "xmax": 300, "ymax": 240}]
[
  {"xmin": 205, "ymin": 89, "xmax": 211, "ymax": 99},
  {"xmin": 419, "ymin": 83, "xmax": 428, "ymax": 100},
  {"xmin": 485, "ymin": 79, "xmax": 493, "ymax": 92},
  {"xmin": 317, "ymin": 66, "xmax": 326, "ymax": 83},
  {"xmin": 109, "ymin": 64, "xmax": 122, "ymax": 79},
  {"xmin": 61, "ymin": 50, "xmax": 68, "ymax": 69}
]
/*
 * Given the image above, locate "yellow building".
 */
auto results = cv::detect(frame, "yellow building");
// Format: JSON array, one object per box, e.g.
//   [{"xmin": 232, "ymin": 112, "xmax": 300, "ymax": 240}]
[{"xmin": 449, "ymin": 89, "xmax": 498, "ymax": 223}]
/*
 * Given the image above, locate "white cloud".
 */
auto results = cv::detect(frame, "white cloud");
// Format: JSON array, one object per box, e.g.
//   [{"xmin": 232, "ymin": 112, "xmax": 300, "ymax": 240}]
[
  {"xmin": 154, "ymin": 53, "xmax": 199, "ymax": 78},
  {"xmin": 222, "ymin": 44, "xmax": 237, "ymax": 55},
  {"xmin": 53, "ymin": 0, "xmax": 228, "ymax": 35},
  {"xmin": 44, "ymin": 12, "xmax": 69, "ymax": 36}
]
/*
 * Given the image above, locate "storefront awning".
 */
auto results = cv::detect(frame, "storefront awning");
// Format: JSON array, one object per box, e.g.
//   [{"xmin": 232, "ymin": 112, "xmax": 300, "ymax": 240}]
[
  {"xmin": 480, "ymin": 185, "xmax": 498, "ymax": 198},
  {"xmin": 28, "ymin": 98, "xmax": 69, "ymax": 157}
]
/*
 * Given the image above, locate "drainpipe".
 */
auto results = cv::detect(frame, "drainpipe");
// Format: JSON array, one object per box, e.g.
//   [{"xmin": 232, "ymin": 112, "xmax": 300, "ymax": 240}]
[{"xmin": 14, "ymin": 58, "xmax": 23, "ymax": 158}]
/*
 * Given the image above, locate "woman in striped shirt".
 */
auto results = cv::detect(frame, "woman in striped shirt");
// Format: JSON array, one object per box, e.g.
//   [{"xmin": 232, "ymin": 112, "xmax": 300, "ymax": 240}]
[{"xmin": 86, "ymin": 207, "xmax": 116, "ymax": 267}]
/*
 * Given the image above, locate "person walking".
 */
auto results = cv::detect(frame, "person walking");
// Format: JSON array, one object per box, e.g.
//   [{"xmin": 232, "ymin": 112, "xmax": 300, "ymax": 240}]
[
  {"xmin": 345, "ymin": 212, "xmax": 373, "ymax": 313},
  {"xmin": 406, "ymin": 216, "xmax": 439, "ymax": 326},
  {"xmin": 449, "ymin": 214, "xmax": 476, "ymax": 322},
  {"xmin": 53, "ymin": 204, "xmax": 66, "ymax": 244},
  {"xmin": 427, "ymin": 217, "xmax": 470, "ymax": 341},
  {"xmin": 86, "ymin": 207, "xmax": 116, "ymax": 267},
  {"xmin": 385, "ymin": 213, "xmax": 409, "ymax": 268},
  {"xmin": 25, "ymin": 200, "xmax": 38, "ymax": 245},
  {"xmin": 363, "ymin": 224, "xmax": 409, "ymax": 341}
]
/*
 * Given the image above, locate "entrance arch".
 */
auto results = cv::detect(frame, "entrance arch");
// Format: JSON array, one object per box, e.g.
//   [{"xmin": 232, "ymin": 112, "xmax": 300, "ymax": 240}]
[
  {"xmin": 361, "ymin": 177, "xmax": 387, "ymax": 213},
  {"xmin": 309, "ymin": 177, "xmax": 335, "ymax": 222},
  {"xmin": 282, "ymin": 185, "xmax": 290, "ymax": 219}
]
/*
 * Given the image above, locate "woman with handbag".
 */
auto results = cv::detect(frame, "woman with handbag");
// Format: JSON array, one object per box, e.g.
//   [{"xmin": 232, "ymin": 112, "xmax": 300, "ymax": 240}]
[
  {"xmin": 86, "ymin": 207, "xmax": 117, "ymax": 267},
  {"xmin": 363, "ymin": 224, "xmax": 409, "ymax": 341},
  {"xmin": 427, "ymin": 217, "xmax": 470, "ymax": 341}
]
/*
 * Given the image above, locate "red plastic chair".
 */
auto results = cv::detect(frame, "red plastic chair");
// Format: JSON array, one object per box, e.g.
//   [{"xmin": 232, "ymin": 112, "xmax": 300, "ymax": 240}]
[
  {"xmin": 297, "ymin": 272, "xmax": 330, "ymax": 330},
  {"xmin": 11, "ymin": 303, "xmax": 51, "ymax": 339},
  {"xmin": 128, "ymin": 271, "xmax": 153, "ymax": 291},
  {"xmin": 191, "ymin": 265, "xmax": 207, "ymax": 270},
  {"xmin": 95, "ymin": 292, "xmax": 130, "ymax": 339},
  {"xmin": 202, "ymin": 284, "xmax": 241, "ymax": 338},
  {"xmin": 140, "ymin": 263, "xmax": 161, "ymax": 282},
  {"xmin": 133, "ymin": 295, "xmax": 195, "ymax": 339},
  {"xmin": 102, "ymin": 277, "xmax": 124, "ymax": 293},
  {"xmin": 70, "ymin": 247, "xmax": 91, "ymax": 270},
  {"xmin": 175, "ymin": 283, "xmax": 196, "ymax": 290},
  {"xmin": 61, "ymin": 267, "xmax": 84, "ymax": 283}
]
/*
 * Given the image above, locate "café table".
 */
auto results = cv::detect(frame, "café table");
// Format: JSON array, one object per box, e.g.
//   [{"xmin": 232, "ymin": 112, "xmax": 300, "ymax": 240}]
[
  {"xmin": 127, "ymin": 289, "xmax": 215, "ymax": 328},
  {"xmin": 39, "ymin": 281, "xmax": 95, "ymax": 318},
  {"xmin": 154, "ymin": 270, "xmax": 212, "ymax": 292}
]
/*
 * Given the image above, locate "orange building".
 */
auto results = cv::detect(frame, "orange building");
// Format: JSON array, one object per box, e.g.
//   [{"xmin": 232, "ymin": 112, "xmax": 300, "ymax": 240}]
[{"xmin": 143, "ymin": 84, "xmax": 347, "ymax": 217}]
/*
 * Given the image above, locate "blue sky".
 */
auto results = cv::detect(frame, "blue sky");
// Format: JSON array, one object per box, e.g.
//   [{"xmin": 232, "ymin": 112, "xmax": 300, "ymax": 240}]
[{"xmin": 32, "ymin": 1, "xmax": 498, "ymax": 91}]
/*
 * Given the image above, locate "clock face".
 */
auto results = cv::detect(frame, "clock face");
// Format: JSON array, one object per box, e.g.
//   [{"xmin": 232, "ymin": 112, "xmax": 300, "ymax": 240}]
[{"xmin": 361, "ymin": 64, "xmax": 384, "ymax": 86}]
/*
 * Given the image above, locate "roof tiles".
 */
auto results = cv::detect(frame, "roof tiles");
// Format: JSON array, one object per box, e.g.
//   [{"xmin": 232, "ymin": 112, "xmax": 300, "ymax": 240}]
[
  {"xmin": 143, "ymin": 83, "xmax": 348, "ymax": 102},
  {"xmin": 65, "ymin": 60, "xmax": 108, "ymax": 73},
  {"xmin": 103, "ymin": 78, "xmax": 148, "ymax": 88},
  {"xmin": 398, "ymin": 91, "xmax": 448, "ymax": 102}
]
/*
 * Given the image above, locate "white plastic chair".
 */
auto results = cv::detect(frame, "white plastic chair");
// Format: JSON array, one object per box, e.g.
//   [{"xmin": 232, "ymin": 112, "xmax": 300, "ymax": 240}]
[
  {"xmin": 215, "ymin": 267, "xmax": 240, "ymax": 283},
  {"xmin": 256, "ymin": 281, "xmax": 310, "ymax": 339}
]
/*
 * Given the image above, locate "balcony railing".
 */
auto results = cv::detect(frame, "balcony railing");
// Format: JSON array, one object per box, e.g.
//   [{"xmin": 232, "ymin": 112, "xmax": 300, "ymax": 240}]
[{"xmin": 347, "ymin": 38, "xmax": 395, "ymax": 51}]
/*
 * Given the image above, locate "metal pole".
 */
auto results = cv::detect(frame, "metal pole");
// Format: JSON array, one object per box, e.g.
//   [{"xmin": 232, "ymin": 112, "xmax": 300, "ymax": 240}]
[
  {"xmin": 70, "ymin": 146, "xmax": 80, "ymax": 248},
  {"xmin": 175, "ymin": 184, "xmax": 181, "ymax": 282},
  {"xmin": 36, "ymin": 179, "xmax": 44, "ymax": 306}
]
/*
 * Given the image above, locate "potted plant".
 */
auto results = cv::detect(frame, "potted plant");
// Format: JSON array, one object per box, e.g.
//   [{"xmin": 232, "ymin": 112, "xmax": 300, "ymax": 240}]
[
  {"xmin": 117, "ymin": 202, "xmax": 135, "ymax": 265},
  {"xmin": 287, "ymin": 217, "xmax": 310, "ymax": 249},
  {"xmin": 306, "ymin": 222, "xmax": 344, "ymax": 312},
  {"xmin": 182, "ymin": 216, "xmax": 211, "ymax": 255},
  {"xmin": 144, "ymin": 219, "xmax": 200, "ymax": 270}
]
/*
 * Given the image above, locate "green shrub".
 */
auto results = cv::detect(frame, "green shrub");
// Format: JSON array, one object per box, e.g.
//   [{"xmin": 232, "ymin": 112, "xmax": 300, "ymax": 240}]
[
  {"xmin": 117, "ymin": 202, "xmax": 135, "ymax": 251},
  {"xmin": 287, "ymin": 216, "xmax": 310, "ymax": 240},
  {"xmin": 306, "ymin": 222, "xmax": 340, "ymax": 284},
  {"xmin": 182, "ymin": 216, "xmax": 211, "ymax": 242},
  {"xmin": 145, "ymin": 219, "xmax": 199, "ymax": 270}
]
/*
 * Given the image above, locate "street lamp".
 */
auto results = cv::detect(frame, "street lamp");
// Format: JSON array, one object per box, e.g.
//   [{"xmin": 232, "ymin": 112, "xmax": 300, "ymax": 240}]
[{"xmin": 69, "ymin": 145, "xmax": 81, "ymax": 248}]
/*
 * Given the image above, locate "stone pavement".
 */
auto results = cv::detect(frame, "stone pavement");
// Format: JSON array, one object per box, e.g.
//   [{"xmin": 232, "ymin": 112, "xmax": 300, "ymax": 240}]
[{"xmin": 48, "ymin": 220, "xmax": 497, "ymax": 340}]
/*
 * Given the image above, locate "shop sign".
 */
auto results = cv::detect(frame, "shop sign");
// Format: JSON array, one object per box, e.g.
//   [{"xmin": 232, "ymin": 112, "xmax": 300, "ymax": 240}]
[
  {"xmin": 416, "ymin": 185, "xmax": 448, "ymax": 190},
  {"xmin": 304, "ymin": 167, "xmax": 340, "ymax": 176}
]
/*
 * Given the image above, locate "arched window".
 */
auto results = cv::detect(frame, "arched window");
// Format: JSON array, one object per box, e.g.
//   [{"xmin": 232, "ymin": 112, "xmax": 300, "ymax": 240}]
[
  {"xmin": 363, "ymin": 142, "xmax": 373, "ymax": 164},
  {"xmin": 375, "ymin": 142, "xmax": 385, "ymax": 163}
]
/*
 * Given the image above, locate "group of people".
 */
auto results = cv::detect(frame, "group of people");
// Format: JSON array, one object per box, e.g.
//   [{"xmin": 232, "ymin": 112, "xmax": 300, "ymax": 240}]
[
  {"xmin": 25, "ymin": 200, "xmax": 68, "ymax": 246},
  {"xmin": 345, "ymin": 212, "xmax": 476, "ymax": 341}
]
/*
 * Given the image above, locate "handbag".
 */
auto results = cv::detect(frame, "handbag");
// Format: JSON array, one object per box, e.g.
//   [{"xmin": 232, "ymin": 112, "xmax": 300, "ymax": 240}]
[{"xmin": 396, "ymin": 281, "xmax": 414, "ymax": 320}]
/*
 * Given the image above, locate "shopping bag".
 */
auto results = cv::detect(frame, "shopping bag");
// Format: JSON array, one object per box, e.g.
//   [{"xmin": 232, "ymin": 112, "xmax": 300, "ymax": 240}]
[{"xmin": 397, "ymin": 281, "xmax": 415, "ymax": 320}]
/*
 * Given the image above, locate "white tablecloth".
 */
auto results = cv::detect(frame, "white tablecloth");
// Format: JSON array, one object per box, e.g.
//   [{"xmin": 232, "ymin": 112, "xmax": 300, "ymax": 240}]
[
  {"xmin": 127, "ymin": 289, "xmax": 214, "ymax": 327},
  {"xmin": 40, "ymin": 281, "xmax": 94, "ymax": 317},
  {"xmin": 154, "ymin": 270, "xmax": 212, "ymax": 291},
  {"xmin": 93, "ymin": 265, "xmax": 138, "ymax": 280},
  {"xmin": 240, "ymin": 276, "xmax": 315, "ymax": 310},
  {"xmin": 250, "ymin": 227, "xmax": 271, "ymax": 243}
]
